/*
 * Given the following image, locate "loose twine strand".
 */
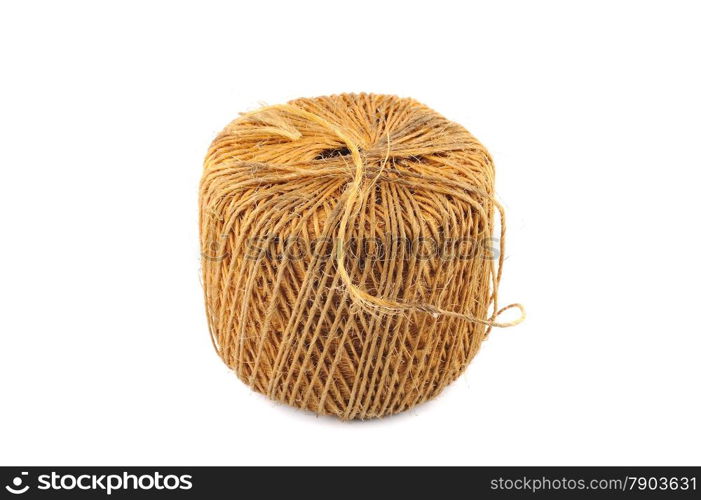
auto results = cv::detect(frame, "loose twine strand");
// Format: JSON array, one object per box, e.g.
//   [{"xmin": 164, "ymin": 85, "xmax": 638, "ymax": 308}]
[{"xmin": 243, "ymin": 103, "xmax": 525, "ymax": 328}]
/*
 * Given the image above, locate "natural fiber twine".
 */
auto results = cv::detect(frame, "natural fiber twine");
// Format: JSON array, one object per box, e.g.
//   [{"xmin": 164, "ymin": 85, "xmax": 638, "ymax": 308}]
[{"xmin": 199, "ymin": 93, "xmax": 524, "ymax": 419}]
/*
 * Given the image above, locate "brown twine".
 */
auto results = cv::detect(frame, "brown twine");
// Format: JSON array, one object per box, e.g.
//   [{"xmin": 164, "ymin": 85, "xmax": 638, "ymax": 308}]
[{"xmin": 200, "ymin": 93, "xmax": 524, "ymax": 419}]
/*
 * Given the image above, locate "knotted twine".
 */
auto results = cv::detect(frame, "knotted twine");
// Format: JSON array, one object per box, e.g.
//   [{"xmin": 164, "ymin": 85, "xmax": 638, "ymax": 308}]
[{"xmin": 200, "ymin": 93, "xmax": 524, "ymax": 419}]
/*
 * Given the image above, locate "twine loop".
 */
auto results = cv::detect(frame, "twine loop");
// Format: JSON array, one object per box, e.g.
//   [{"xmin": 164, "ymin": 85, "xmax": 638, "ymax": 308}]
[{"xmin": 242, "ymin": 103, "xmax": 525, "ymax": 329}]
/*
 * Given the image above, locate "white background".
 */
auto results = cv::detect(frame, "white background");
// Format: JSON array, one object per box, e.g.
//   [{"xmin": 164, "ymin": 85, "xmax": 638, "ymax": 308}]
[{"xmin": 1, "ymin": 1, "xmax": 699, "ymax": 466}]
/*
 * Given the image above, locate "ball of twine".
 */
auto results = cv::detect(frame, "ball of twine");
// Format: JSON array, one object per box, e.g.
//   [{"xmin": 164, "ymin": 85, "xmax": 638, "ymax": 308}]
[{"xmin": 200, "ymin": 93, "xmax": 524, "ymax": 419}]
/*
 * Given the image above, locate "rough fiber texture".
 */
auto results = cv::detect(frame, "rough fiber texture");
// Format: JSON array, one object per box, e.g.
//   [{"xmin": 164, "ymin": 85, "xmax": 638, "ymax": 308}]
[{"xmin": 200, "ymin": 93, "xmax": 522, "ymax": 419}]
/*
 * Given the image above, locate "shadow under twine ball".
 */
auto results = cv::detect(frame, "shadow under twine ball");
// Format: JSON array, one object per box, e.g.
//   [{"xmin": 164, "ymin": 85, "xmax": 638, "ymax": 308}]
[{"xmin": 199, "ymin": 93, "xmax": 524, "ymax": 420}]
